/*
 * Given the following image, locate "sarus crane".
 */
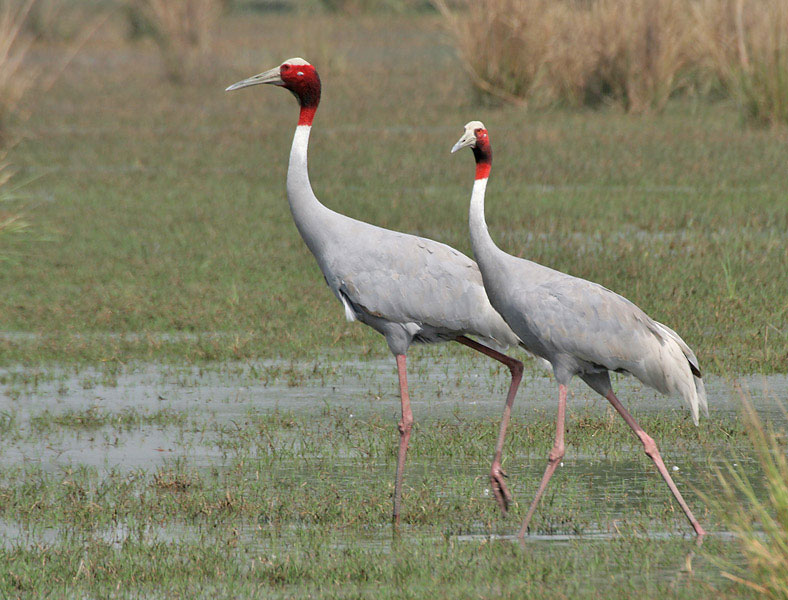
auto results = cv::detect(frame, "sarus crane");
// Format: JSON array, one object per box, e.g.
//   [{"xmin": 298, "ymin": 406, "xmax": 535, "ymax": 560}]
[
  {"xmin": 226, "ymin": 59, "xmax": 527, "ymax": 524},
  {"xmin": 452, "ymin": 121, "xmax": 707, "ymax": 538}
]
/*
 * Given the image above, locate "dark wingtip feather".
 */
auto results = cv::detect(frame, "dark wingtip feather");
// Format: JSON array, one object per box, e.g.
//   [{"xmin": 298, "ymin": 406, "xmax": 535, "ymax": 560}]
[{"xmin": 689, "ymin": 361, "xmax": 701, "ymax": 378}]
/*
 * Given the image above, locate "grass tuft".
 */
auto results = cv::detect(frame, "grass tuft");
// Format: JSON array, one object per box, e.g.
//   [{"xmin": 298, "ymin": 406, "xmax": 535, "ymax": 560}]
[
  {"xmin": 706, "ymin": 387, "xmax": 788, "ymax": 598},
  {"xmin": 438, "ymin": 0, "xmax": 788, "ymax": 120},
  {"xmin": 695, "ymin": 0, "xmax": 788, "ymax": 126},
  {"xmin": 436, "ymin": 0, "xmax": 692, "ymax": 112},
  {"xmin": 127, "ymin": 0, "xmax": 224, "ymax": 83},
  {"xmin": 0, "ymin": 0, "xmax": 38, "ymax": 142}
]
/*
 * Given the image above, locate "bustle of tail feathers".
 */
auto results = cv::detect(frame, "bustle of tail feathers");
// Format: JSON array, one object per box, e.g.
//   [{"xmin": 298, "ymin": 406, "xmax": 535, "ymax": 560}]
[{"xmin": 653, "ymin": 321, "xmax": 706, "ymax": 425}]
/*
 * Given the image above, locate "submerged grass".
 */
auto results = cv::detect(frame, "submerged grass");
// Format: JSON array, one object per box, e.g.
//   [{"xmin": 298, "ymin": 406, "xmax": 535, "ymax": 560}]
[
  {"xmin": 0, "ymin": 378, "xmax": 770, "ymax": 597},
  {"xmin": 707, "ymin": 391, "xmax": 788, "ymax": 598}
]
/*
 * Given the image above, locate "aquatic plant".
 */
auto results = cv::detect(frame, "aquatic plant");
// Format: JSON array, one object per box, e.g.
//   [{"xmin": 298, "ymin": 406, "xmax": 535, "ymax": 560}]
[{"xmin": 709, "ymin": 388, "xmax": 788, "ymax": 598}]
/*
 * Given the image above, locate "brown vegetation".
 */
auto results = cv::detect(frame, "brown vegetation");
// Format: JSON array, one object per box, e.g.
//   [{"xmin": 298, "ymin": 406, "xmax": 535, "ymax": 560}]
[
  {"xmin": 0, "ymin": 0, "xmax": 38, "ymax": 139},
  {"xmin": 694, "ymin": 0, "xmax": 788, "ymax": 125},
  {"xmin": 437, "ymin": 0, "xmax": 788, "ymax": 122},
  {"xmin": 127, "ymin": 0, "xmax": 225, "ymax": 82}
]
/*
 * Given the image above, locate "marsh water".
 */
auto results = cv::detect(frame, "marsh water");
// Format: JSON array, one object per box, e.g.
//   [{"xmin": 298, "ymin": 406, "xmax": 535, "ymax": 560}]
[
  {"xmin": 0, "ymin": 355, "xmax": 783, "ymax": 588},
  {"xmin": 1, "ymin": 357, "xmax": 784, "ymax": 470}
]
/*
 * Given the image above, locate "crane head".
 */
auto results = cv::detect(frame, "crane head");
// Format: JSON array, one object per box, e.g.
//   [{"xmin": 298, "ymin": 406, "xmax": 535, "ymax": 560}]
[
  {"xmin": 225, "ymin": 58, "xmax": 321, "ymax": 111},
  {"xmin": 450, "ymin": 121, "xmax": 488, "ymax": 153},
  {"xmin": 451, "ymin": 121, "xmax": 492, "ymax": 177}
]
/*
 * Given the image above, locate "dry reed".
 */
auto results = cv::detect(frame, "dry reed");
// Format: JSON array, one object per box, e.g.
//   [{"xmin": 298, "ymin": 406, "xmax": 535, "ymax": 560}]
[
  {"xmin": 694, "ymin": 0, "xmax": 788, "ymax": 125},
  {"xmin": 0, "ymin": 0, "xmax": 38, "ymax": 140},
  {"xmin": 588, "ymin": 0, "xmax": 692, "ymax": 113},
  {"xmin": 0, "ymin": 155, "xmax": 28, "ymax": 255},
  {"xmin": 0, "ymin": 0, "xmax": 100, "ymax": 143},
  {"xmin": 25, "ymin": 0, "xmax": 93, "ymax": 41},
  {"xmin": 437, "ymin": 0, "xmax": 788, "ymax": 120},
  {"xmin": 128, "ymin": 0, "xmax": 224, "ymax": 83}
]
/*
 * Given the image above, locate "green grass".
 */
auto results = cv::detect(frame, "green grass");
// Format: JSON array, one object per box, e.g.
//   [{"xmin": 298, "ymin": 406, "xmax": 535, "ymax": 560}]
[
  {"xmin": 0, "ymin": 394, "xmax": 764, "ymax": 598},
  {"xmin": 0, "ymin": 12, "xmax": 785, "ymax": 370},
  {"xmin": 0, "ymin": 8, "xmax": 785, "ymax": 598}
]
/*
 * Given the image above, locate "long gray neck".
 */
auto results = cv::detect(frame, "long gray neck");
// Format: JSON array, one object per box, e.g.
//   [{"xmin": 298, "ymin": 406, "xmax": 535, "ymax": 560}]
[
  {"xmin": 286, "ymin": 124, "xmax": 333, "ymax": 255},
  {"xmin": 469, "ymin": 177, "xmax": 505, "ymax": 269}
]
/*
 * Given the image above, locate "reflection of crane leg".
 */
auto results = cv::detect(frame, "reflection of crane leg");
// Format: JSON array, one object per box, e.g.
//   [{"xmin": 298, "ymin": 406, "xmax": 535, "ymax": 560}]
[
  {"xmin": 456, "ymin": 335, "xmax": 523, "ymax": 513},
  {"xmin": 605, "ymin": 390, "xmax": 706, "ymax": 537},
  {"xmin": 392, "ymin": 354, "xmax": 413, "ymax": 526},
  {"xmin": 518, "ymin": 383, "xmax": 567, "ymax": 538}
]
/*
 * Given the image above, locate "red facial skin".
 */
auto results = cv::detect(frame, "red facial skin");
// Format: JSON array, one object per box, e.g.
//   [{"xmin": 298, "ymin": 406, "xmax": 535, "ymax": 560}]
[
  {"xmin": 472, "ymin": 128, "xmax": 492, "ymax": 179},
  {"xmin": 280, "ymin": 63, "xmax": 321, "ymax": 126}
]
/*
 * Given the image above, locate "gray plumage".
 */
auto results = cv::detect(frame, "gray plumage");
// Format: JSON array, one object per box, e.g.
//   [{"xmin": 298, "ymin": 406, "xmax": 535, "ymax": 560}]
[
  {"xmin": 456, "ymin": 121, "xmax": 707, "ymax": 424},
  {"xmin": 227, "ymin": 61, "xmax": 531, "ymax": 524},
  {"xmin": 287, "ymin": 123, "xmax": 520, "ymax": 356}
]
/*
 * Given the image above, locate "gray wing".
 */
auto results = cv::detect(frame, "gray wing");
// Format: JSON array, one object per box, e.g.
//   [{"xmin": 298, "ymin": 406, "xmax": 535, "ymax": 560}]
[
  {"xmin": 525, "ymin": 276, "xmax": 669, "ymax": 372},
  {"xmin": 321, "ymin": 220, "xmax": 516, "ymax": 345}
]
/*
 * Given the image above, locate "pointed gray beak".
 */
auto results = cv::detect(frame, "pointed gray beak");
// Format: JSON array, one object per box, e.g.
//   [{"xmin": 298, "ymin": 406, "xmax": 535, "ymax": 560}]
[
  {"xmin": 451, "ymin": 131, "xmax": 476, "ymax": 154},
  {"xmin": 225, "ymin": 66, "xmax": 283, "ymax": 92}
]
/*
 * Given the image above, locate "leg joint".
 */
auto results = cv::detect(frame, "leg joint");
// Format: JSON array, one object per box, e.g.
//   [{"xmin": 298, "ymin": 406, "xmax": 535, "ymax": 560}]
[
  {"xmin": 641, "ymin": 434, "xmax": 658, "ymax": 458},
  {"xmin": 509, "ymin": 359, "xmax": 524, "ymax": 378},
  {"xmin": 548, "ymin": 442, "xmax": 565, "ymax": 463},
  {"xmin": 398, "ymin": 414, "xmax": 413, "ymax": 435}
]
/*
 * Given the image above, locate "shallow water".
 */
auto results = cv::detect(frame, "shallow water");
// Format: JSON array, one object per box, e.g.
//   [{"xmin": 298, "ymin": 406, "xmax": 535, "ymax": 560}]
[
  {"xmin": 0, "ymin": 358, "xmax": 785, "ymax": 474},
  {"xmin": 0, "ymin": 358, "xmax": 772, "ymax": 594}
]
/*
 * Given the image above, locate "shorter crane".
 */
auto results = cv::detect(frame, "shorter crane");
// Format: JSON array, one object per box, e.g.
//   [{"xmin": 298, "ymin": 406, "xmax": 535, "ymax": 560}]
[{"xmin": 452, "ymin": 121, "xmax": 707, "ymax": 537}]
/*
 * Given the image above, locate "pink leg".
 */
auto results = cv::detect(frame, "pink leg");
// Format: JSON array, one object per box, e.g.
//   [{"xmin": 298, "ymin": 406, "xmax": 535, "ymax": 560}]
[
  {"xmin": 392, "ymin": 354, "xmax": 413, "ymax": 526},
  {"xmin": 455, "ymin": 335, "xmax": 523, "ymax": 513},
  {"xmin": 518, "ymin": 383, "xmax": 567, "ymax": 538},
  {"xmin": 605, "ymin": 390, "xmax": 706, "ymax": 537}
]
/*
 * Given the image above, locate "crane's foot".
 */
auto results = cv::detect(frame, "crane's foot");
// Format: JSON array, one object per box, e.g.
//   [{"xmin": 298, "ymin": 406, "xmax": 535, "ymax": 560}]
[{"xmin": 490, "ymin": 462, "xmax": 512, "ymax": 514}]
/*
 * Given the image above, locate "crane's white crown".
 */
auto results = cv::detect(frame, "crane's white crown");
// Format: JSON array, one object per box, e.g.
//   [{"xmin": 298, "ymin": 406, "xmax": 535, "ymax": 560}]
[
  {"xmin": 281, "ymin": 57, "xmax": 311, "ymax": 67},
  {"xmin": 463, "ymin": 120, "xmax": 486, "ymax": 132},
  {"xmin": 451, "ymin": 120, "xmax": 487, "ymax": 153}
]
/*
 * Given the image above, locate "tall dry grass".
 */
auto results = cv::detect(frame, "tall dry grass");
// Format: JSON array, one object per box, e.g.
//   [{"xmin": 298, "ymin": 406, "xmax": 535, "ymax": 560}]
[
  {"xmin": 694, "ymin": 0, "xmax": 788, "ymax": 125},
  {"xmin": 0, "ymin": 157, "xmax": 28, "ymax": 259},
  {"xmin": 435, "ymin": 0, "xmax": 693, "ymax": 112},
  {"xmin": 0, "ymin": 0, "xmax": 101, "ymax": 143},
  {"xmin": 589, "ymin": 0, "xmax": 692, "ymax": 113},
  {"xmin": 707, "ymin": 390, "xmax": 788, "ymax": 598},
  {"xmin": 437, "ymin": 0, "xmax": 788, "ymax": 120},
  {"xmin": 127, "ymin": 0, "xmax": 224, "ymax": 82},
  {"xmin": 0, "ymin": 0, "xmax": 38, "ymax": 141},
  {"xmin": 24, "ymin": 0, "xmax": 94, "ymax": 41},
  {"xmin": 434, "ymin": 0, "xmax": 575, "ymax": 106}
]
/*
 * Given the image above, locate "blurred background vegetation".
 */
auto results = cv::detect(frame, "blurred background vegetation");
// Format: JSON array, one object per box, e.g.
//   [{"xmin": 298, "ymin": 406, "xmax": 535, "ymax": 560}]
[
  {"xmin": 0, "ymin": 2, "xmax": 785, "ymax": 595},
  {"xmin": 0, "ymin": 0, "xmax": 785, "ymax": 366}
]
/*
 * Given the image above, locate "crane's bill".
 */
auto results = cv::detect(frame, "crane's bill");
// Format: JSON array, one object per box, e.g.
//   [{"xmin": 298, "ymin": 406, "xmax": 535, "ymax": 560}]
[
  {"xmin": 451, "ymin": 130, "xmax": 476, "ymax": 153},
  {"xmin": 225, "ymin": 67, "xmax": 283, "ymax": 92}
]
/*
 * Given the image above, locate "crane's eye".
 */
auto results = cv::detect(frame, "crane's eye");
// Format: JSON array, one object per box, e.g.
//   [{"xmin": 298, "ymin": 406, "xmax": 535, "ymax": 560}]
[{"xmin": 297, "ymin": 71, "xmax": 304, "ymax": 76}]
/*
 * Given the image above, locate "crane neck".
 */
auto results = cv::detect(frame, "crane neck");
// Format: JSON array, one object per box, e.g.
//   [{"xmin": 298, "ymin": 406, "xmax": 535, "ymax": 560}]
[
  {"xmin": 286, "ymin": 114, "xmax": 333, "ymax": 256},
  {"xmin": 468, "ymin": 175, "xmax": 504, "ymax": 270},
  {"xmin": 298, "ymin": 104, "xmax": 317, "ymax": 127}
]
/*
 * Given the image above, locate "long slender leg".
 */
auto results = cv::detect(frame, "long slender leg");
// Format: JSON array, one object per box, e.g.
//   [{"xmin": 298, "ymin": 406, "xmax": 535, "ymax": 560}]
[
  {"xmin": 605, "ymin": 390, "xmax": 706, "ymax": 536},
  {"xmin": 518, "ymin": 383, "xmax": 568, "ymax": 538},
  {"xmin": 455, "ymin": 335, "xmax": 523, "ymax": 513},
  {"xmin": 392, "ymin": 354, "xmax": 413, "ymax": 526}
]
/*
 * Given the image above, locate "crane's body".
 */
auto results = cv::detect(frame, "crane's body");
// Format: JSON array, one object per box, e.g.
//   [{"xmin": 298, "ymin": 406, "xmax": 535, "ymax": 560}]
[
  {"xmin": 226, "ymin": 60, "xmax": 525, "ymax": 522},
  {"xmin": 452, "ymin": 121, "xmax": 707, "ymax": 537},
  {"xmin": 469, "ymin": 199, "xmax": 706, "ymax": 421},
  {"xmin": 286, "ymin": 125, "xmax": 519, "ymax": 355}
]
